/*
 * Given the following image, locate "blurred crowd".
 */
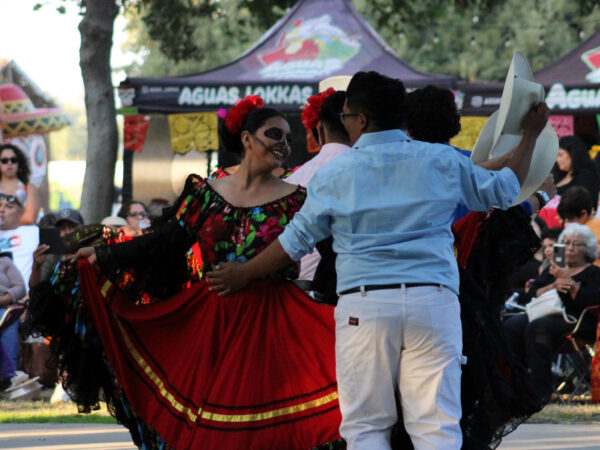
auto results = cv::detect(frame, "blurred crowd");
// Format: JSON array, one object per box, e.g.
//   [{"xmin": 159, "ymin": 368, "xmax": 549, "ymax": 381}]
[{"xmin": 0, "ymin": 140, "xmax": 155, "ymax": 394}]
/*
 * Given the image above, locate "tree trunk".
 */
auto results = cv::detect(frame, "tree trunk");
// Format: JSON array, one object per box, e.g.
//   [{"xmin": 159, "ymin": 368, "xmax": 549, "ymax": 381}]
[{"xmin": 78, "ymin": 0, "xmax": 119, "ymax": 224}]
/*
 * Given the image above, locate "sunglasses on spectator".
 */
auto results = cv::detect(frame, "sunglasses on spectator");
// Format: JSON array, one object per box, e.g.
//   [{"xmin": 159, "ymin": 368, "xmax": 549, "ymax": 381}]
[
  {"xmin": 0, "ymin": 157, "xmax": 18, "ymax": 165},
  {"xmin": 127, "ymin": 212, "xmax": 148, "ymax": 218},
  {"xmin": 0, "ymin": 194, "xmax": 23, "ymax": 206}
]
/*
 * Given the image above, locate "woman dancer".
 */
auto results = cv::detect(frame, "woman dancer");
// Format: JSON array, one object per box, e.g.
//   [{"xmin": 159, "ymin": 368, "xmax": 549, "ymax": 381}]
[{"xmin": 26, "ymin": 96, "xmax": 341, "ymax": 449}]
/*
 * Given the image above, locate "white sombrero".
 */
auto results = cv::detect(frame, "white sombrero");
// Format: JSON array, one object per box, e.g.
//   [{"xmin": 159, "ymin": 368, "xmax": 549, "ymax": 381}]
[
  {"xmin": 319, "ymin": 76, "xmax": 351, "ymax": 92},
  {"xmin": 471, "ymin": 51, "xmax": 558, "ymax": 205}
]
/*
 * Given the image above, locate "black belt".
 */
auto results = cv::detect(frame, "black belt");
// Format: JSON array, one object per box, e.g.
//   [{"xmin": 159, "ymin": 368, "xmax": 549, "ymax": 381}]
[{"xmin": 339, "ymin": 283, "xmax": 441, "ymax": 296}]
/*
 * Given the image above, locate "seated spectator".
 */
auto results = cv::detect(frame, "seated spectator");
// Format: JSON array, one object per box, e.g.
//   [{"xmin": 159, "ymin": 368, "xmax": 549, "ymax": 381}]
[
  {"xmin": 554, "ymin": 135, "xmax": 599, "ymax": 205},
  {"xmin": 0, "ymin": 144, "xmax": 40, "ymax": 225},
  {"xmin": 504, "ymin": 223, "xmax": 600, "ymax": 402},
  {"xmin": 30, "ymin": 208, "xmax": 84, "ymax": 289},
  {"xmin": 0, "ymin": 253, "xmax": 26, "ymax": 380},
  {"xmin": 118, "ymin": 200, "xmax": 149, "ymax": 233},
  {"xmin": 557, "ymin": 186, "xmax": 600, "ymax": 266},
  {"xmin": 537, "ymin": 227, "xmax": 564, "ymax": 275},
  {"xmin": 507, "ymin": 219, "xmax": 550, "ymax": 300},
  {"xmin": 0, "ymin": 192, "xmax": 38, "ymax": 371}
]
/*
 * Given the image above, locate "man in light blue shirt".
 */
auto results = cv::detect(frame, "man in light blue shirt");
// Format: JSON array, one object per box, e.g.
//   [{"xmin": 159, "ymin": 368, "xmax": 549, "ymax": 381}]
[{"xmin": 208, "ymin": 71, "xmax": 549, "ymax": 449}]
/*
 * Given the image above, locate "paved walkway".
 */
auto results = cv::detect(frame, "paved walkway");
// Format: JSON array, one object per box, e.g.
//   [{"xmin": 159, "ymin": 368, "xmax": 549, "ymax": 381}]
[
  {"xmin": 498, "ymin": 424, "xmax": 600, "ymax": 449},
  {"xmin": 0, "ymin": 423, "xmax": 599, "ymax": 449},
  {"xmin": 0, "ymin": 423, "xmax": 135, "ymax": 449}
]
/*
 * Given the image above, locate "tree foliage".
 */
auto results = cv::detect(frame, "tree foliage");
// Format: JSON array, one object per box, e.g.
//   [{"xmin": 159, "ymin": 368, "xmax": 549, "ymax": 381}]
[{"xmin": 123, "ymin": 0, "xmax": 600, "ymax": 83}]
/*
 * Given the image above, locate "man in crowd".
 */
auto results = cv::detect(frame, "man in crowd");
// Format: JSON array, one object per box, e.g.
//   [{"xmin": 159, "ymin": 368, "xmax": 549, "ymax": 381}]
[
  {"xmin": 208, "ymin": 71, "xmax": 549, "ymax": 449},
  {"xmin": 30, "ymin": 208, "xmax": 84, "ymax": 289},
  {"xmin": 0, "ymin": 192, "xmax": 38, "ymax": 372}
]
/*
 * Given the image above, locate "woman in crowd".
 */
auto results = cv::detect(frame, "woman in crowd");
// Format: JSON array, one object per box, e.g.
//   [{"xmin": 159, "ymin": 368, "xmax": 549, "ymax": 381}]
[
  {"xmin": 117, "ymin": 200, "xmax": 149, "ymax": 233},
  {"xmin": 26, "ymin": 96, "xmax": 341, "ymax": 450},
  {"xmin": 0, "ymin": 144, "xmax": 39, "ymax": 225},
  {"xmin": 0, "ymin": 252, "xmax": 26, "ymax": 382},
  {"xmin": 554, "ymin": 135, "xmax": 599, "ymax": 205},
  {"xmin": 504, "ymin": 223, "xmax": 600, "ymax": 402}
]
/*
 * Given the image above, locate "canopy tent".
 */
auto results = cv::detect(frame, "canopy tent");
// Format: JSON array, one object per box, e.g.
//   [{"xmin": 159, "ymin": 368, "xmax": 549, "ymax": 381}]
[
  {"xmin": 120, "ymin": 0, "xmax": 454, "ymax": 114},
  {"xmin": 461, "ymin": 31, "xmax": 600, "ymax": 116}
]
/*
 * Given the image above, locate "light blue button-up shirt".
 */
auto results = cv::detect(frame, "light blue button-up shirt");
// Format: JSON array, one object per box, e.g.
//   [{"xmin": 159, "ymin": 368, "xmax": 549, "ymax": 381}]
[{"xmin": 278, "ymin": 130, "xmax": 520, "ymax": 295}]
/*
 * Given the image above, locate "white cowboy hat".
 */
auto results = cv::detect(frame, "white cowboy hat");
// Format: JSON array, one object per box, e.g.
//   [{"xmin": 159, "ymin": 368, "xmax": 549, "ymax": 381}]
[
  {"xmin": 471, "ymin": 51, "xmax": 558, "ymax": 205},
  {"xmin": 319, "ymin": 76, "xmax": 351, "ymax": 92}
]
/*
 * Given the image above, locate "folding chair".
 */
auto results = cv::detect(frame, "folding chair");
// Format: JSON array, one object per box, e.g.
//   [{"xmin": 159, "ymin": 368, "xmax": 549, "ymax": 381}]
[{"xmin": 552, "ymin": 305, "xmax": 600, "ymax": 403}]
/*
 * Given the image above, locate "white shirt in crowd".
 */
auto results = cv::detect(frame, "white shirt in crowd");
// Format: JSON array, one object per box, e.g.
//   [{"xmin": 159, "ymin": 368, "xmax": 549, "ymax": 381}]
[
  {"xmin": 286, "ymin": 142, "xmax": 351, "ymax": 280},
  {"xmin": 0, "ymin": 225, "xmax": 39, "ymax": 283}
]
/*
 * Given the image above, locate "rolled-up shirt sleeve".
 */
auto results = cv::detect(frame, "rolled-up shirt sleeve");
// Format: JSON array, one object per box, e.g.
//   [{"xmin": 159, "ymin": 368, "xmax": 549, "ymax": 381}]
[
  {"xmin": 459, "ymin": 160, "xmax": 520, "ymax": 211},
  {"xmin": 279, "ymin": 174, "xmax": 333, "ymax": 261}
]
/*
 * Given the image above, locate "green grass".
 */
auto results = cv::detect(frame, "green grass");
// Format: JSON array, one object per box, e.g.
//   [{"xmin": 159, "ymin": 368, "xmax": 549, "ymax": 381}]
[
  {"xmin": 0, "ymin": 389, "xmax": 116, "ymax": 424},
  {"xmin": 528, "ymin": 403, "xmax": 600, "ymax": 424}
]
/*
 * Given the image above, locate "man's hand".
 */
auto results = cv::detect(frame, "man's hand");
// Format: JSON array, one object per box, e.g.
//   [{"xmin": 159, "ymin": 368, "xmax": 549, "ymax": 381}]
[
  {"xmin": 32, "ymin": 244, "xmax": 50, "ymax": 268},
  {"xmin": 522, "ymin": 102, "xmax": 550, "ymax": 138},
  {"xmin": 206, "ymin": 262, "xmax": 250, "ymax": 296}
]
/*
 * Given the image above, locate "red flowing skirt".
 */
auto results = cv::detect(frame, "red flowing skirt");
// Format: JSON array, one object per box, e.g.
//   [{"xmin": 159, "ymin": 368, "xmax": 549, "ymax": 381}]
[{"xmin": 78, "ymin": 261, "xmax": 341, "ymax": 449}]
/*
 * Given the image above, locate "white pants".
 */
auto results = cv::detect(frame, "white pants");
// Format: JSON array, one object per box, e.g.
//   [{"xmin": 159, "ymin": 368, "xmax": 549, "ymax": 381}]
[{"xmin": 334, "ymin": 285, "xmax": 463, "ymax": 450}]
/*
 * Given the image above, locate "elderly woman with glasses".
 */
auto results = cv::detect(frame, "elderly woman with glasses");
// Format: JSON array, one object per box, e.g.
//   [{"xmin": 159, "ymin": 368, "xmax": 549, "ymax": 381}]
[
  {"xmin": 0, "ymin": 144, "xmax": 39, "ymax": 225},
  {"xmin": 504, "ymin": 222, "xmax": 600, "ymax": 401}
]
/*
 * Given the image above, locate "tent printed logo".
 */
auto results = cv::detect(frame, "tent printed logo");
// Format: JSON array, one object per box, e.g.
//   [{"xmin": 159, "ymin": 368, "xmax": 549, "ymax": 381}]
[
  {"xmin": 581, "ymin": 47, "xmax": 600, "ymax": 82},
  {"xmin": 258, "ymin": 15, "xmax": 360, "ymax": 80}
]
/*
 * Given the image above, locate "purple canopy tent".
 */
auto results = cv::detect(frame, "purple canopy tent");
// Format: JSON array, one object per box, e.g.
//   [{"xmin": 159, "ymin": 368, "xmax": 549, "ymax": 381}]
[
  {"xmin": 120, "ymin": 0, "xmax": 454, "ymax": 114},
  {"xmin": 461, "ymin": 31, "xmax": 600, "ymax": 117}
]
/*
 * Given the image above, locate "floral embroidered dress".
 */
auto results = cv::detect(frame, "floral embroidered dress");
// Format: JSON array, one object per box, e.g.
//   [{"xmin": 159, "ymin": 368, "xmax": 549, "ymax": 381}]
[{"xmin": 26, "ymin": 175, "xmax": 342, "ymax": 450}]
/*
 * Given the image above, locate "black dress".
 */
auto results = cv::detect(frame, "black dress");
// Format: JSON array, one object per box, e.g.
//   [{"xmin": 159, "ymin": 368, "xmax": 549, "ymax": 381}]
[{"xmin": 556, "ymin": 169, "xmax": 600, "ymax": 205}]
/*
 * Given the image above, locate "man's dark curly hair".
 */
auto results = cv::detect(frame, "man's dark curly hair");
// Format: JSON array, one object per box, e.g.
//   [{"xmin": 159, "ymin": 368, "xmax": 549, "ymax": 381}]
[
  {"xmin": 404, "ymin": 85, "xmax": 461, "ymax": 143},
  {"xmin": 346, "ymin": 71, "xmax": 406, "ymax": 130}
]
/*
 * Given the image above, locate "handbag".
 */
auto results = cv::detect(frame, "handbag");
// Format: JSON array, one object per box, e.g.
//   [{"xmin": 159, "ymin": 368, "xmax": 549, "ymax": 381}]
[{"xmin": 525, "ymin": 289, "xmax": 576, "ymax": 323}]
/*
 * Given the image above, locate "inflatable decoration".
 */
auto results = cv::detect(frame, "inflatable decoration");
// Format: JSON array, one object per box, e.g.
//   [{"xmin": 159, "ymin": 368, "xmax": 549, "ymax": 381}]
[{"xmin": 0, "ymin": 84, "xmax": 70, "ymax": 138}]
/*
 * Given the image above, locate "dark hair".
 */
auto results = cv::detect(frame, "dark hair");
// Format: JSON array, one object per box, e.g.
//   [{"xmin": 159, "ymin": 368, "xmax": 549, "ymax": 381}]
[
  {"xmin": 553, "ymin": 135, "xmax": 595, "ymax": 181},
  {"xmin": 118, "ymin": 200, "xmax": 148, "ymax": 219},
  {"xmin": 533, "ymin": 215, "xmax": 548, "ymax": 234},
  {"xmin": 541, "ymin": 226, "xmax": 562, "ymax": 242},
  {"xmin": 404, "ymin": 85, "xmax": 461, "ymax": 143},
  {"xmin": 38, "ymin": 211, "xmax": 56, "ymax": 228},
  {"xmin": 557, "ymin": 186, "xmax": 594, "ymax": 219},
  {"xmin": 345, "ymin": 71, "xmax": 406, "ymax": 131},
  {"xmin": 219, "ymin": 107, "xmax": 285, "ymax": 156},
  {"xmin": 0, "ymin": 144, "xmax": 31, "ymax": 184},
  {"xmin": 319, "ymin": 91, "xmax": 349, "ymax": 142}
]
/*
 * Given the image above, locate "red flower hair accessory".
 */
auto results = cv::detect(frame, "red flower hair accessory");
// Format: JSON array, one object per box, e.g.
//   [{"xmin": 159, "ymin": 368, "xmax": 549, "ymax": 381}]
[
  {"xmin": 225, "ymin": 95, "xmax": 264, "ymax": 133},
  {"xmin": 301, "ymin": 87, "xmax": 336, "ymax": 130}
]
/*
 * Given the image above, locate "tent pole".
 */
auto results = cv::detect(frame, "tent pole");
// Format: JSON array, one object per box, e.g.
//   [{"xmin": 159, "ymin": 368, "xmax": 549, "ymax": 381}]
[
  {"xmin": 206, "ymin": 150, "xmax": 213, "ymax": 178},
  {"xmin": 122, "ymin": 148, "xmax": 133, "ymax": 203}
]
